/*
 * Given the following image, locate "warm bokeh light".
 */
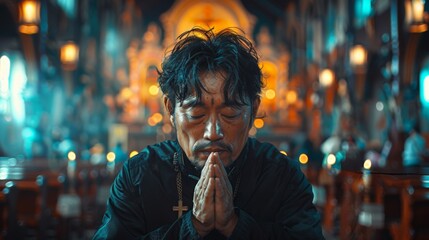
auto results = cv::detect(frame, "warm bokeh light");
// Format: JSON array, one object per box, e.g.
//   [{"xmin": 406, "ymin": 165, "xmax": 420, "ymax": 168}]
[
  {"xmin": 363, "ymin": 159, "xmax": 372, "ymax": 170},
  {"xmin": 106, "ymin": 152, "xmax": 116, "ymax": 162},
  {"xmin": 254, "ymin": 119, "xmax": 264, "ymax": 128},
  {"xmin": 410, "ymin": 0, "xmax": 425, "ymax": 23},
  {"xmin": 120, "ymin": 87, "xmax": 133, "ymax": 100},
  {"xmin": 280, "ymin": 150, "xmax": 288, "ymax": 156},
  {"xmin": 149, "ymin": 85, "xmax": 159, "ymax": 96},
  {"xmin": 299, "ymin": 154, "xmax": 309, "ymax": 164},
  {"xmin": 147, "ymin": 117, "xmax": 157, "ymax": 126},
  {"xmin": 286, "ymin": 90, "xmax": 298, "ymax": 104},
  {"xmin": 148, "ymin": 113, "xmax": 163, "ymax": 126},
  {"xmin": 129, "ymin": 151, "xmax": 139, "ymax": 158},
  {"xmin": 19, "ymin": 25, "xmax": 39, "ymax": 35},
  {"xmin": 68, "ymin": 151, "xmax": 76, "ymax": 161},
  {"xmin": 265, "ymin": 89, "xmax": 276, "ymax": 100},
  {"xmin": 319, "ymin": 69, "xmax": 334, "ymax": 87},
  {"xmin": 173, "ymin": 2, "xmax": 241, "ymax": 43},
  {"xmin": 152, "ymin": 112, "xmax": 163, "ymax": 123},
  {"xmin": 327, "ymin": 154, "xmax": 336, "ymax": 166},
  {"xmin": 19, "ymin": 0, "xmax": 40, "ymax": 34},
  {"xmin": 350, "ymin": 45, "xmax": 367, "ymax": 67},
  {"xmin": 406, "ymin": 0, "xmax": 428, "ymax": 33},
  {"xmin": 61, "ymin": 42, "xmax": 79, "ymax": 69}
]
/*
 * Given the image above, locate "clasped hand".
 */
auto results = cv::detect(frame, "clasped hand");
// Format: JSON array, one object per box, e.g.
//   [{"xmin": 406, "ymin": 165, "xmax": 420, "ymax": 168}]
[{"xmin": 192, "ymin": 152, "xmax": 238, "ymax": 237}]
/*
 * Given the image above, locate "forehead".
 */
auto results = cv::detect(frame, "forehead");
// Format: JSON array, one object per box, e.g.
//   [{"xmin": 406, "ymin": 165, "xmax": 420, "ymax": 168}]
[
  {"xmin": 177, "ymin": 71, "xmax": 250, "ymax": 108},
  {"xmin": 200, "ymin": 71, "xmax": 225, "ymax": 91},
  {"xmin": 178, "ymin": 72, "xmax": 224, "ymax": 106}
]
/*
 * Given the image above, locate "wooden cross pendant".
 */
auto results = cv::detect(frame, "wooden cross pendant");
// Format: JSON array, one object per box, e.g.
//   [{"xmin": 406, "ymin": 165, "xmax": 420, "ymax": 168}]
[{"xmin": 172, "ymin": 200, "xmax": 188, "ymax": 218}]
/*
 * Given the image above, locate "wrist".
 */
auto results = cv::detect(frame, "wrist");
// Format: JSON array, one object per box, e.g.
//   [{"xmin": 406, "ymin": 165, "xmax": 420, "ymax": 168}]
[
  {"xmin": 218, "ymin": 212, "xmax": 238, "ymax": 237},
  {"xmin": 191, "ymin": 214, "xmax": 212, "ymax": 237}
]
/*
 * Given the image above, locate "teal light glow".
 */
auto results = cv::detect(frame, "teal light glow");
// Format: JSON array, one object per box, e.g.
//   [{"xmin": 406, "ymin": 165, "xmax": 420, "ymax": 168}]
[
  {"xmin": 355, "ymin": 0, "xmax": 373, "ymax": 28},
  {"xmin": 325, "ymin": 4, "xmax": 336, "ymax": 52},
  {"xmin": 57, "ymin": 0, "xmax": 76, "ymax": 18},
  {"xmin": 326, "ymin": 34, "xmax": 336, "ymax": 52},
  {"xmin": 0, "ymin": 55, "xmax": 10, "ymax": 98},
  {"xmin": 10, "ymin": 56, "xmax": 27, "ymax": 125},
  {"xmin": 421, "ymin": 74, "xmax": 429, "ymax": 107},
  {"xmin": 105, "ymin": 28, "xmax": 119, "ymax": 55},
  {"xmin": 421, "ymin": 57, "xmax": 429, "ymax": 108}
]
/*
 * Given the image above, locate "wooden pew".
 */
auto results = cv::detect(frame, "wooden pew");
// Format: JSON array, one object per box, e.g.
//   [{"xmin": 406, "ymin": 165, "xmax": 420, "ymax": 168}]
[
  {"xmin": 0, "ymin": 158, "xmax": 119, "ymax": 238},
  {"xmin": 376, "ymin": 173, "xmax": 429, "ymax": 240},
  {"xmin": 2, "ymin": 174, "xmax": 62, "ymax": 239},
  {"xmin": 3, "ymin": 180, "xmax": 41, "ymax": 239}
]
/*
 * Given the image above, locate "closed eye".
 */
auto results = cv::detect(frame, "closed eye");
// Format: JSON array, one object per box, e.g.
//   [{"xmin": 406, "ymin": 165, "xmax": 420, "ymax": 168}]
[
  {"xmin": 222, "ymin": 113, "xmax": 241, "ymax": 119},
  {"xmin": 188, "ymin": 114, "xmax": 205, "ymax": 120}
]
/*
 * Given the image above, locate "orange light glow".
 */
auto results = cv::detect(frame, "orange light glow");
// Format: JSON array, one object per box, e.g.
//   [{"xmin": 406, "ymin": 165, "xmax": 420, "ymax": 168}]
[
  {"xmin": 19, "ymin": 0, "xmax": 40, "ymax": 34},
  {"xmin": 299, "ymin": 154, "xmax": 309, "ymax": 164},
  {"xmin": 254, "ymin": 119, "xmax": 264, "ymax": 128}
]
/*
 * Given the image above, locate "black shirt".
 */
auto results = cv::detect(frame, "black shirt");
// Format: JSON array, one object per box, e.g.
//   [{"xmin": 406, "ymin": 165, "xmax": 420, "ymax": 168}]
[{"xmin": 93, "ymin": 138, "xmax": 324, "ymax": 239}]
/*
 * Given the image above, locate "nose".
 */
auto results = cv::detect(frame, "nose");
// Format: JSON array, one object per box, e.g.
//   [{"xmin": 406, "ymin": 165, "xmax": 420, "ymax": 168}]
[{"xmin": 203, "ymin": 115, "xmax": 224, "ymax": 141}]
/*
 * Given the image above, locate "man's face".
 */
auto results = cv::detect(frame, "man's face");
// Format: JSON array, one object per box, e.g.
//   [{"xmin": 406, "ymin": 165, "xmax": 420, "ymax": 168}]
[{"xmin": 165, "ymin": 71, "xmax": 259, "ymax": 169}]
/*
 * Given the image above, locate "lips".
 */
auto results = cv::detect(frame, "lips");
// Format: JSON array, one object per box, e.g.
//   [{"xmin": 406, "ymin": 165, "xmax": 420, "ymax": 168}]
[
  {"xmin": 201, "ymin": 148, "xmax": 226, "ymax": 153},
  {"xmin": 196, "ymin": 149, "xmax": 227, "ymax": 159}
]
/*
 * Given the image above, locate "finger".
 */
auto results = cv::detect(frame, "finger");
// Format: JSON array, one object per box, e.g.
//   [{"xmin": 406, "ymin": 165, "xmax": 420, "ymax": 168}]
[
  {"xmin": 196, "ymin": 154, "xmax": 214, "ymax": 192},
  {"xmin": 193, "ymin": 167, "xmax": 216, "ymax": 223},
  {"xmin": 206, "ymin": 177, "xmax": 215, "ymax": 199},
  {"xmin": 201, "ymin": 153, "xmax": 214, "ymax": 178},
  {"xmin": 193, "ymin": 179, "xmax": 216, "ymax": 236},
  {"xmin": 214, "ymin": 165, "xmax": 233, "ymax": 199},
  {"xmin": 194, "ymin": 177, "xmax": 215, "ymax": 223},
  {"xmin": 215, "ymin": 177, "xmax": 224, "ymax": 200},
  {"xmin": 213, "ymin": 162, "xmax": 232, "ymax": 192},
  {"xmin": 201, "ymin": 163, "xmax": 215, "ymax": 194},
  {"xmin": 214, "ymin": 178, "xmax": 234, "ymax": 224},
  {"xmin": 211, "ymin": 152, "xmax": 228, "ymax": 179}
]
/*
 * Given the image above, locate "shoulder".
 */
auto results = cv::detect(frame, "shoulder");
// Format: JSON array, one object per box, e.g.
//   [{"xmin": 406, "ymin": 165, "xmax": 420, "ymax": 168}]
[
  {"xmin": 247, "ymin": 138, "xmax": 298, "ymax": 172},
  {"xmin": 245, "ymin": 138, "xmax": 307, "ymax": 192},
  {"xmin": 125, "ymin": 140, "xmax": 178, "ymax": 173}
]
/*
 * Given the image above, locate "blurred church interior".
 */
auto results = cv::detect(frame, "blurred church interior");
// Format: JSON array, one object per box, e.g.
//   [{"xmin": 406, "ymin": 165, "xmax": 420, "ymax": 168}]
[{"xmin": 1, "ymin": 0, "xmax": 429, "ymax": 239}]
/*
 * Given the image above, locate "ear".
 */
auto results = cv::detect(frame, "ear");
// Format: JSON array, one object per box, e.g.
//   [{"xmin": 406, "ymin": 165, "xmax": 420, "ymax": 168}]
[
  {"xmin": 163, "ymin": 96, "xmax": 175, "ymax": 127},
  {"xmin": 163, "ymin": 95, "xmax": 173, "ymax": 114},
  {"xmin": 252, "ymin": 98, "xmax": 261, "ymax": 120},
  {"xmin": 170, "ymin": 115, "xmax": 175, "ymax": 127},
  {"xmin": 250, "ymin": 98, "xmax": 261, "ymax": 127}
]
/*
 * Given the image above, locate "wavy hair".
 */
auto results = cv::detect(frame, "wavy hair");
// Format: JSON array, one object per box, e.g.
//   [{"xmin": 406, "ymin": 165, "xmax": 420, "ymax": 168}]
[{"xmin": 158, "ymin": 27, "xmax": 263, "ymax": 115}]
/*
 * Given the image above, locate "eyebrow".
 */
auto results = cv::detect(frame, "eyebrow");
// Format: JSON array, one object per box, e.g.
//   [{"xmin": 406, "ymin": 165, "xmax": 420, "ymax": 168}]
[
  {"xmin": 181, "ymin": 98, "xmax": 244, "ymax": 110},
  {"xmin": 181, "ymin": 97, "xmax": 204, "ymax": 109}
]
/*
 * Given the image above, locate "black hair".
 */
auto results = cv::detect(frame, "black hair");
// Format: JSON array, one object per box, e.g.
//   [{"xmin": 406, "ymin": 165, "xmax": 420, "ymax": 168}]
[{"xmin": 158, "ymin": 27, "xmax": 263, "ymax": 116}]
